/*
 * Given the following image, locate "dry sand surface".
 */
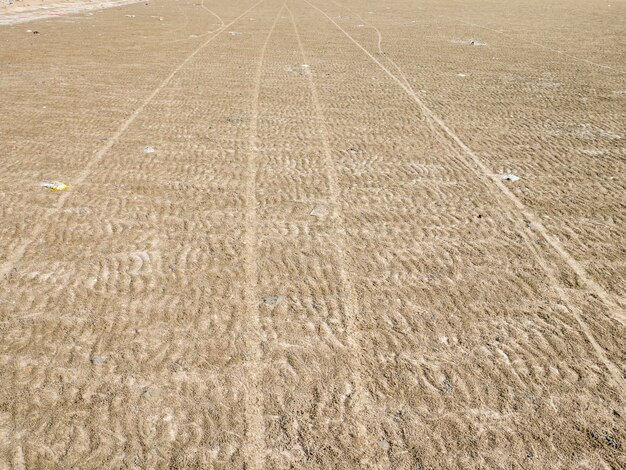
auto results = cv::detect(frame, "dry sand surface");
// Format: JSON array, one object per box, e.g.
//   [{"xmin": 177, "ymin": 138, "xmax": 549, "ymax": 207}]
[
  {"xmin": 0, "ymin": 0, "xmax": 625, "ymax": 467},
  {"xmin": 0, "ymin": 0, "xmax": 141, "ymax": 25}
]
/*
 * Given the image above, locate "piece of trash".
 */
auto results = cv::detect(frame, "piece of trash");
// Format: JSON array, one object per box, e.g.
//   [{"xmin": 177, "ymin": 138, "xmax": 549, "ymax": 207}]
[
  {"xmin": 469, "ymin": 40, "xmax": 486, "ymax": 46},
  {"xmin": 125, "ymin": 14, "xmax": 136, "ymax": 18},
  {"xmin": 26, "ymin": 29, "xmax": 32, "ymax": 33},
  {"xmin": 42, "ymin": 181, "xmax": 70, "ymax": 191},
  {"xmin": 309, "ymin": 205, "xmax": 328, "ymax": 218},
  {"xmin": 228, "ymin": 31, "xmax": 241, "ymax": 36},
  {"xmin": 500, "ymin": 173, "xmax": 520, "ymax": 182},
  {"xmin": 457, "ymin": 73, "xmax": 466, "ymax": 77},
  {"xmin": 286, "ymin": 64, "xmax": 311, "ymax": 76},
  {"xmin": 263, "ymin": 296, "xmax": 281, "ymax": 306},
  {"xmin": 143, "ymin": 146, "xmax": 155, "ymax": 153}
]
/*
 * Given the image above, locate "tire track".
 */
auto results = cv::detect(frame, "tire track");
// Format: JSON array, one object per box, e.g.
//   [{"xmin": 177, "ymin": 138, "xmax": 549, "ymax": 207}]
[
  {"xmin": 0, "ymin": 0, "xmax": 264, "ymax": 281},
  {"xmin": 304, "ymin": 0, "xmax": 625, "ymax": 391},
  {"xmin": 456, "ymin": 19, "xmax": 624, "ymax": 74},
  {"xmin": 200, "ymin": 0, "xmax": 226, "ymax": 27},
  {"xmin": 241, "ymin": 3, "xmax": 286, "ymax": 468},
  {"xmin": 285, "ymin": 0, "xmax": 376, "ymax": 453},
  {"xmin": 301, "ymin": 0, "xmax": 626, "ymax": 329},
  {"xmin": 169, "ymin": 0, "xmax": 227, "ymax": 44},
  {"xmin": 302, "ymin": 0, "xmax": 625, "ymax": 391}
]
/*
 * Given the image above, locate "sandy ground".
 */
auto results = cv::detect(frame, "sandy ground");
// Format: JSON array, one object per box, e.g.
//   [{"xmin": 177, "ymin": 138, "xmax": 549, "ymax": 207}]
[
  {"xmin": 0, "ymin": 0, "xmax": 624, "ymax": 468},
  {"xmin": 0, "ymin": 0, "xmax": 141, "ymax": 25}
]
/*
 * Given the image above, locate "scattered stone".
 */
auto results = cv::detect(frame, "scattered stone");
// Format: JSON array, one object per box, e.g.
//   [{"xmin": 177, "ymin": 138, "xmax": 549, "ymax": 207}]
[
  {"xmin": 168, "ymin": 358, "xmax": 185, "ymax": 372},
  {"xmin": 142, "ymin": 387, "xmax": 156, "ymax": 398},
  {"xmin": 91, "ymin": 356, "xmax": 106, "ymax": 365},
  {"xmin": 263, "ymin": 296, "xmax": 281, "ymax": 306},
  {"xmin": 582, "ymin": 149, "xmax": 606, "ymax": 156},
  {"xmin": 378, "ymin": 440, "xmax": 390, "ymax": 451},
  {"xmin": 589, "ymin": 430, "xmax": 619, "ymax": 449},
  {"xmin": 441, "ymin": 378, "xmax": 454, "ymax": 394}
]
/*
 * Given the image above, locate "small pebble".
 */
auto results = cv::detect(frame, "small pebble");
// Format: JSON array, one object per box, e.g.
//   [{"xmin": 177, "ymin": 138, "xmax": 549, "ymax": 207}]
[
  {"xmin": 263, "ymin": 296, "xmax": 281, "ymax": 306},
  {"xmin": 91, "ymin": 356, "xmax": 106, "ymax": 365}
]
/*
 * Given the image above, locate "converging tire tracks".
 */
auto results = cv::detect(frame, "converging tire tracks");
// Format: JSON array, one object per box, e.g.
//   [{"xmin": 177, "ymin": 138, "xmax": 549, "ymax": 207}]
[
  {"xmin": 285, "ymin": 1, "xmax": 381, "ymax": 464},
  {"xmin": 169, "ymin": 0, "xmax": 227, "ymax": 44},
  {"xmin": 0, "ymin": 0, "xmax": 264, "ymax": 281},
  {"xmin": 301, "ymin": 0, "xmax": 625, "ymax": 389}
]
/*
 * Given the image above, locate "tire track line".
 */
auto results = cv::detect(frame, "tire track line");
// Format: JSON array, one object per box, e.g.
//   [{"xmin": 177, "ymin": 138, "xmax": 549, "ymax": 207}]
[
  {"xmin": 285, "ymin": 0, "xmax": 376, "ymax": 452},
  {"xmin": 301, "ymin": 0, "xmax": 626, "ymax": 328},
  {"xmin": 516, "ymin": 227, "xmax": 626, "ymax": 389},
  {"xmin": 303, "ymin": 0, "xmax": 625, "ymax": 389},
  {"xmin": 200, "ymin": 0, "xmax": 225, "ymax": 28},
  {"xmin": 0, "ymin": 0, "xmax": 264, "ymax": 281},
  {"xmin": 329, "ymin": 2, "xmax": 445, "ymax": 140},
  {"xmin": 168, "ymin": 0, "xmax": 226, "ymax": 44},
  {"xmin": 241, "ymin": 3, "xmax": 285, "ymax": 468},
  {"xmin": 456, "ymin": 19, "xmax": 624, "ymax": 74}
]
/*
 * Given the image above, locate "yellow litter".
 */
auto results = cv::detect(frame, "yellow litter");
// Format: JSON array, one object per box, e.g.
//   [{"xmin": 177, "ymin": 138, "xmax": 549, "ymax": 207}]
[{"xmin": 43, "ymin": 182, "xmax": 70, "ymax": 191}]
